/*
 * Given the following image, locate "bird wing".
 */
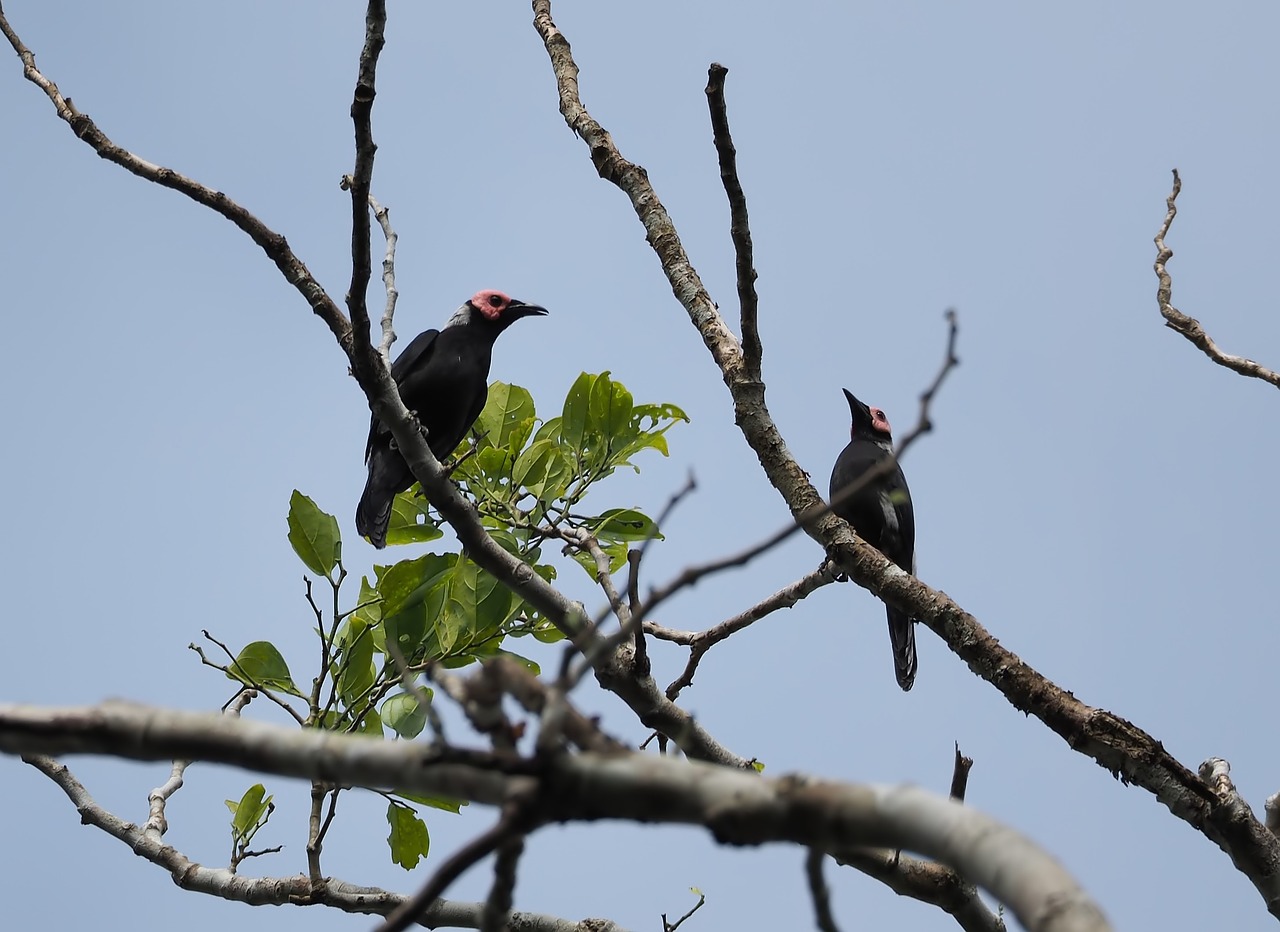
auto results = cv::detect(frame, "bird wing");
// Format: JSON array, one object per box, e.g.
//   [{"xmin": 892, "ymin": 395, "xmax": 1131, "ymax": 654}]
[
  {"xmin": 364, "ymin": 328, "xmax": 441, "ymax": 463},
  {"xmin": 390, "ymin": 328, "xmax": 441, "ymax": 382},
  {"xmin": 879, "ymin": 463, "xmax": 916, "ymax": 573}
]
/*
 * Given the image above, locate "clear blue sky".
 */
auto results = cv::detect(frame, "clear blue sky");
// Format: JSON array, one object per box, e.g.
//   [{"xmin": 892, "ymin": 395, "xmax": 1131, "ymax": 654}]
[{"xmin": 2, "ymin": 2, "xmax": 1277, "ymax": 929}]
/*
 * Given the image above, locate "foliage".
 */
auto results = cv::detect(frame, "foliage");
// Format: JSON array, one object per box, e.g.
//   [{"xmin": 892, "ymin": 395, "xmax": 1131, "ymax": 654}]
[{"xmin": 212, "ymin": 374, "xmax": 685, "ymax": 868}]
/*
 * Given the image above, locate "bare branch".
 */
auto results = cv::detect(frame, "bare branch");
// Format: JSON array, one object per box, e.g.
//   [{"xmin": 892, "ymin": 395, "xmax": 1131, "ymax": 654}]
[
  {"xmin": 3, "ymin": 700, "xmax": 1113, "ymax": 932},
  {"xmin": 657, "ymin": 563, "xmax": 841, "ymax": 701},
  {"xmin": 144, "ymin": 689, "xmax": 255, "ymax": 841},
  {"xmin": 338, "ymin": 179, "xmax": 401, "ymax": 362},
  {"xmin": 1154, "ymin": 169, "xmax": 1280, "ymax": 389},
  {"xmin": 481, "ymin": 830, "xmax": 526, "ymax": 932},
  {"xmin": 344, "ymin": 0, "xmax": 388, "ymax": 348},
  {"xmin": 950, "ymin": 744, "xmax": 974, "ymax": 802},
  {"xmin": 661, "ymin": 889, "xmax": 706, "ymax": 932},
  {"xmin": 22, "ymin": 752, "xmax": 602, "ymax": 931},
  {"xmin": 529, "ymin": 4, "xmax": 1280, "ymax": 910},
  {"xmin": 805, "ymin": 848, "xmax": 841, "ymax": 932},
  {"xmin": 0, "ymin": 6, "xmax": 351, "ymax": 348},
  {"xmin": 705, "ymin": 63, "xmax": 761, "ymax": 380},
  {"xmin": 834, "ymin": 849, "xmax": 1006, "ymax": 932}
]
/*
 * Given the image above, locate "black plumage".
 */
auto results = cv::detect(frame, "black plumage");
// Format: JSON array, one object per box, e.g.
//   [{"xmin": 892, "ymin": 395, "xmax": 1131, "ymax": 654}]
[
  {"xmin": 356, "ymin": 290, "xmax": 547, "ymax": 548},
  {"xmin": 829, "ymin": 388, "xmax": 918, "ymax": 691}
]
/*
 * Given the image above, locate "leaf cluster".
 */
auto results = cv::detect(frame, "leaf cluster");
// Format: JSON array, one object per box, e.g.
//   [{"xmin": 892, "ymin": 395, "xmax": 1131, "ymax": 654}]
[{"xmin": 214, "ymin": 373, "xmax": 685, "ymax": 869}]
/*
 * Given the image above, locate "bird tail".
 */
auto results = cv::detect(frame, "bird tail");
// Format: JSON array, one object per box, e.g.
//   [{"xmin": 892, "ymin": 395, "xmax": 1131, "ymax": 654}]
[
  {"xmin": 356, "ymin": 448, "xmax": 411, "ymax": 550},
  {"xmin": 886, "ymin": 608, "xmax": 918, "ymax": 691},
  {"xmin": 355, "ymin": 473, "xmax": 392, "ymax": 550}
]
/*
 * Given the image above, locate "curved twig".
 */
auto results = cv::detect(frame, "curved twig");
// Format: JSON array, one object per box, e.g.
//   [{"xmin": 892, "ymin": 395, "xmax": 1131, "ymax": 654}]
[{"xmin": 1154, "ymin": 169, "xmax": 1280, "ymax": 389}]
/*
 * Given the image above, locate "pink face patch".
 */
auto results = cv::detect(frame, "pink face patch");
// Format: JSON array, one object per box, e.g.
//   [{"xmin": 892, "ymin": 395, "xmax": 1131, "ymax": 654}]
[
  {"xmin": 470, "ymin": 289, "xmax": 512, "ymax": 321},
  {"xmin": 870, "ymin": 407, "xmax": 893, "ymax": 436}
]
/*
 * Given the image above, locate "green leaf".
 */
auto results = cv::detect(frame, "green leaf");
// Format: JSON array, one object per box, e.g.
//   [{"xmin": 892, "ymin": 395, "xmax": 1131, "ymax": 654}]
[
  {"xmin": 385, "ymin": 491, "xmax": 445, "ymax": 546},
  {"xmin": 229, "ymin": 783, "xmax": 271, "ymax": 841},
  {"xmin": 337, "ymin": 619, "xmax": 376, "ymax": 707},
  {"xmin": 439, "ymin": 556, "xmax": 499, "ymax": 655},
  {"xmin": 381, "ymin": 690, "xmax": 432, "ymax": 740},
  {"xmin": 226, "ymin": 641, "xmax": 303, "ymax": 697},
  {"xmin": 350, "ymin": 575, "xmax": 383, "ymax": 626},
  {"xmin": 392, "ymin": 791, "xmax": 467, "ymax": 814},
  {"xmin": 287, "ymin": 490, "xmax": 340, "ymax": 577},
  {"xmin": 570, "ymin": 539, "xmax": 629, "ymax": 579},
  {"xmin": 474, "ymin": 382, "xmax": 537, "ymax": 452},
  {"xmin": 588, "ymin": 371, "xmax": 634, "ymax": 444},
  {"xmin": 591, "ymin": 508, "xmax": 662, "ymax": 543},
  {"xmin": 511, "ymin": 439, "xmax": 572, "ymax": 503},
  {"xmin": 561, "ymin": 371, "xmax": 596, "ymax": 452},
  {"xmin": 387, "ymin": 802, "xmax": 430, "ymax": 870},
  {"xmin": 378, "ymin": 553, "xmax": 455, "ymax": 662}
]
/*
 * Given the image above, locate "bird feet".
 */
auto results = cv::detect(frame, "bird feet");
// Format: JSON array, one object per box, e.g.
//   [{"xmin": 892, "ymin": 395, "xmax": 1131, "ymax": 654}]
[{"xmin": 387, "ymin": 411, "xmax": 430, "ymax": 453}]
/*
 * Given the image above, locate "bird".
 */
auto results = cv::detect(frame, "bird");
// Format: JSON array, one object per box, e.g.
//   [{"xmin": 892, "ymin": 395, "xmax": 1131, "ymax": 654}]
[
  {"xmin": 828, "ymin": 388, "xmax": 918, "ymax": 691},
  {"xmin": 355, "ymin": 289, "xmax": 548, "ymax": 548}
]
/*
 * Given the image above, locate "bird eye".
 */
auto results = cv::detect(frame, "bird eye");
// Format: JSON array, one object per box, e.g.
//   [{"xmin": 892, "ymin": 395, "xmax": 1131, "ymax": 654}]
[{"xmin": 488, "ymin": 294, "xmax": 504, "ymax": 308}]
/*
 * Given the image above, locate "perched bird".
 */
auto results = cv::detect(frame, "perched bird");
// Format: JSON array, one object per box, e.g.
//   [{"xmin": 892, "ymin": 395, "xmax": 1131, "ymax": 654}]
[
  {"xmin": 828, "ymin": 389, "xmax": 918, "ymax": 691},
  {"xmin": 356, "ymin": 289, "xmax": 548, "ymax": 548}
]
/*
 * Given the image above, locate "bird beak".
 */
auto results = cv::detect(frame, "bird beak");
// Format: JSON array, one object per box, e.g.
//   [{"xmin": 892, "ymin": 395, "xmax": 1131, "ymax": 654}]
[
  {"xmin": 508, "ymin": 299, "xmax": 549, "ymax": 317},
  {"xmin": 842, "ymin": 388, "xmax": 867, "ymax": 415}
]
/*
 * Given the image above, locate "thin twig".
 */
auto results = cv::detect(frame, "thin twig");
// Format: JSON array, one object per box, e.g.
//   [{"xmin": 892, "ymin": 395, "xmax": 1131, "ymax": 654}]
[
  {"xmin": 371, "ymin": 193, "xmax": 399, "ymax": 360},
  {"xmin": 343, "ymin": 0, "xmax": 387, "ymax": 350},
  {"xmin": 659, "ymin": 563, "xmax": 840, "ymax": 700},
  {"xmin": 705, "ymin": 63, "xmax": 761, "ymax": 380},
  {"xmin": 338, "ymin": 177, "xmax": 399, "ymax": 363},
  {"xmin": 626, "ymin": 549, "xmax": 649, "ymax": 676},
  {"xmin": 1154, "ymin": 169, "xmax": 1280, "ymax": 389},
  {"xmin": 480, "ymin": 831, "xmax": 526, "ymax": 932},
  {"xmin": 951, "ymin": 743, "xmax": 974, "ymax": 802},
  {"xmin": 805, "ymin": 848, "xmax": 841, "ymax": 932},
  {"xmin": 661, "ymin": 889, "xmax": 706, "ymax": 932},
  {"xmin": 188, "ymin": 638, "xmax": 306, "ymax": 726}
]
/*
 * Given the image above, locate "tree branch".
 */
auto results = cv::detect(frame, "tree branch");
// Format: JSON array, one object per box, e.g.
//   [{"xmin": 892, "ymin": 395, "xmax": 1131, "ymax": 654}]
[
  {"xmin": 345, "ymin": 0, "xmax": 387, "ymax": 349},
  {"xmin": 529, "ymin": 3, "xmax": 1280, "ymax": 913},
  {"xmin": 21, "ymin": 752, "xmax": 608, "ymax": 931},
  {"xmin": 805, "ymin": 848, "xmax": 841, "ymax": 932},
  {"xmin": 2, "ymin": 700, "xmax": 1112, "ymax": 932},
  {"xmin": 0, "ymin": 4, "xmax": 352, "ymax": 350},
  {"xmin": 1153, "ymin": 169, "xmax": 1280, "ymax": 389},
  {"xmin": 705, "ymin": 63, "xmax": 761, "ymax": 381},
  {"xmin": 653, "ymin": 563, "xmax": 840, "ymax": 700}
]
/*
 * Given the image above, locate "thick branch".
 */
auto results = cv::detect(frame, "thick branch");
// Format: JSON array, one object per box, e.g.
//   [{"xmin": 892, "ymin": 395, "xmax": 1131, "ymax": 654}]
[
  {"xmin": 1154, "ymin": 169, "xmax": 1280, "ymax": 389},
  {"xmin": 3, "ymin": 701, "xmax": 1110, "ymax": 932},
  {"xmin": 529, "ymin": 2, "xmax": 1280, "ymax": 913}
]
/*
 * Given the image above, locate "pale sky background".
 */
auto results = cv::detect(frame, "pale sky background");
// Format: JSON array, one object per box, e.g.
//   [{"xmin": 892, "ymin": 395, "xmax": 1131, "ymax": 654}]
[{"xmin": 2, "ymin": 2, "xmax": 1278, "ymax": 930}]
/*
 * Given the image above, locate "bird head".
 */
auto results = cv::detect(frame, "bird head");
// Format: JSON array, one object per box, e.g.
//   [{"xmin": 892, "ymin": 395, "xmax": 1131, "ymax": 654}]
[
  {"xmin": 842, "ymin": 388, "xmax": 894, "ymax": 442},
  {"xmin": 450, "ymin": 289, "xmax": 549, "ymax": 329}
]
